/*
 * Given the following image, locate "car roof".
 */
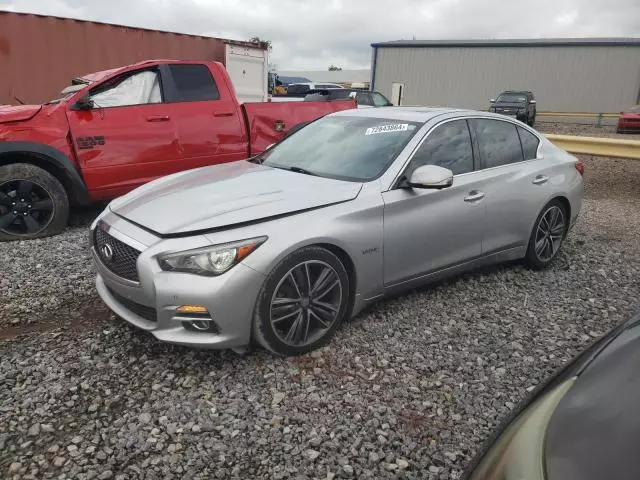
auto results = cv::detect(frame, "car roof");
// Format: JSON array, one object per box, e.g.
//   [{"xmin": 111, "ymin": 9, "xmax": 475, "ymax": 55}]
[
  {"xmin": 500, "ymin": 90, "xmax": 532, "ymax": 94},
  {"xmin": 331, "ymin": 106, "xmax": 468, "ymax": 122},
  {"xmin": 330, "ymin": 106, "xmax": 542, "ymax": 125}
]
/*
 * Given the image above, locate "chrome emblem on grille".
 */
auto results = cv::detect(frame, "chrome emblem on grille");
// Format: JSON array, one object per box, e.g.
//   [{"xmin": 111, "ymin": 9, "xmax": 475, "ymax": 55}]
[{"xmin": 101, "ymin": 243, "xmax": 114, "ymax": 262}]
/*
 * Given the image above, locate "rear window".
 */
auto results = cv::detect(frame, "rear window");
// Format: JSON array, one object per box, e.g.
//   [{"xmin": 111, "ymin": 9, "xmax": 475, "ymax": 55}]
[
  {"xmin": 168, "ymin": 64, "xmax": 220, "ymax": 102},
  {"xmin": 287, "ymin": 84, "xmax": 311, "ymax": 94},
  {"xmin": 517, "ymin": 127, "xmax": 540, "ymax": 160}
]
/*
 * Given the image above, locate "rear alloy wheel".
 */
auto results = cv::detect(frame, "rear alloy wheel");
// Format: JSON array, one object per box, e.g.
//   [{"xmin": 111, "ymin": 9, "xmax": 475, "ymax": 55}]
[
  {"xmin": 253, "ymin": 247, "xmax": 350, "ymax": 356},
  {"xmin": 0, "ymin": 163, "xmax": 69, "ymax": 241},
  {"xmin": 525, "ymin": 200, "xmax": 567, "ymax": 269}
]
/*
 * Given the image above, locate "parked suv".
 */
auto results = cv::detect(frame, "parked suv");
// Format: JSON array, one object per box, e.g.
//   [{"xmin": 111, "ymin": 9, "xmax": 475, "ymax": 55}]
[{"xmin": 489, "ymin": 90, "xmax": 537, "ymax": 126}]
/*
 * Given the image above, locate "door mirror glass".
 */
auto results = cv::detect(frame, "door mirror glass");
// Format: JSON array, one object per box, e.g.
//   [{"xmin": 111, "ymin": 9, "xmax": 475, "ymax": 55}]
[
  {"xmin": 529, "ymin": 99, "xmax": 537, "ymax": 104},
  {"xmin": 73, "ymin": 93, "xmax": 94, "ymax": 110},
  {"xmin": 408, "ymin": 165, "xmax": 453, "ymax": 189}
]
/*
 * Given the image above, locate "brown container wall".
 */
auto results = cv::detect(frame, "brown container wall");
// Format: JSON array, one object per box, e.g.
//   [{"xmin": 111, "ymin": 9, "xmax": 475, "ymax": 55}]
[{"xmin": 0, "ymin": 12, "xmax": 240, "ymax": 105}]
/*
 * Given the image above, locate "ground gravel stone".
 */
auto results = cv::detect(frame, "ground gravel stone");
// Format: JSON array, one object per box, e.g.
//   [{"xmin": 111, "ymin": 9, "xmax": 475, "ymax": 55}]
[{"xmin": 1, "ymin": 125, "xmax": 639, "ymax": 478}]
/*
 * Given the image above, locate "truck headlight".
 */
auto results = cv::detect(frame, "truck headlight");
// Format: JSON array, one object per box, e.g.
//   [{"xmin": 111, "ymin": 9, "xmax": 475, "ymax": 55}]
[{"xmin": 158, "ymin": 237, "xmax": 267, "ymax": 276}]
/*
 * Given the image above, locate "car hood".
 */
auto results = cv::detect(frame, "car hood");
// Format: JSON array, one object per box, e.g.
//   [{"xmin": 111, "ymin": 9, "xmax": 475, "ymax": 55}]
[
  {"xmin": 110, "ymin": 161, "xmax": 363, "ymax": 236},
  {"xmin": 0, "ymin": 104, "xmax": 42, "ymax": 124}
]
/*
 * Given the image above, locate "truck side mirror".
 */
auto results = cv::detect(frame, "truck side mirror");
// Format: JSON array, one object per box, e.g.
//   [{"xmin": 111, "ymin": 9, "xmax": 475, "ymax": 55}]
[{"xmin": 73, "ymin": 94, "xmax": 94, "ymax": 110}]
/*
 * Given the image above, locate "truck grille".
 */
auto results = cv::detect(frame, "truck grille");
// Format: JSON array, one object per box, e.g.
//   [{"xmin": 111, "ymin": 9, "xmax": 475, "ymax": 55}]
[
  {"xmin": 107, "ymin": 287, "xmax": 157, "ymax": 322},
  {"xmin": 93, "ymin": 223, "xmax": 141, "ymax": 282}
]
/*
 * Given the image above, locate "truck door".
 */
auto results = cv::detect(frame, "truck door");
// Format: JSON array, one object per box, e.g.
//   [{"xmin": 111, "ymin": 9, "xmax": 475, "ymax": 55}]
[
  {"xmin": 161, "ymin": 63, "xmax": 248, "ymax": 169},
  {"xmin": 66, "ymin": 67, "xmax": 181, "ymax": 199}
]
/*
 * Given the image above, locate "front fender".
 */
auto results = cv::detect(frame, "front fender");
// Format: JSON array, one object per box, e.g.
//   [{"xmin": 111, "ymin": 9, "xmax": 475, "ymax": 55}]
[{"xmin": 0, "ymin": 141, "xmax": 90, "ymax": 204}]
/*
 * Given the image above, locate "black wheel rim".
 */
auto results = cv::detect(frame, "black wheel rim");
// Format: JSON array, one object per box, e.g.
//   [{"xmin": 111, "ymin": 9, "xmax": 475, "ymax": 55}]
[
  {"xmin": 270, "ymin": 260, "xmax": 343, "ymax": 347},
  {"xmin": 0, "ymin": 180, "xmax": 55, "ymax": 236},
  {"xmin": 535, "ymin": 205, "xmax": 565, "ymax": 262}
]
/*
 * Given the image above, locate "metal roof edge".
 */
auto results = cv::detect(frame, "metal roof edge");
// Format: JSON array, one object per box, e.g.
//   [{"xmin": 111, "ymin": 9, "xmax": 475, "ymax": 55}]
[
  {"xmin": 0, "ymin": 10, "xmax": 266, "ymax": 49},
  {"xmin": 370, "ymin": 38, "xmax": 640, "ymax": 48}
]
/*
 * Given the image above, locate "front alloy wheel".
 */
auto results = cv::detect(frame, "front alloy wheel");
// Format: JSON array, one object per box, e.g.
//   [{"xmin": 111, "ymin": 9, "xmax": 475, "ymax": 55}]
[{"xmin": 253, "ymin": 246, "xmax": 350, "ymax": 356}]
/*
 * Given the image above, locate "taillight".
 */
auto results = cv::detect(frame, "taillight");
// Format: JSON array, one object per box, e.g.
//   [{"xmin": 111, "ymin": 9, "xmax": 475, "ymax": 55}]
[{"xmin": 575, "ymin": 160, "xmax": 585, "ymax": 176}]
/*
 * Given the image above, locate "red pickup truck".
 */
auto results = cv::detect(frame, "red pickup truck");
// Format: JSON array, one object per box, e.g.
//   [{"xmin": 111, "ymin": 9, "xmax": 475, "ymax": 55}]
[{"xmin": 0, "ymin": 60, "xmax": 355, "ymax": 241}]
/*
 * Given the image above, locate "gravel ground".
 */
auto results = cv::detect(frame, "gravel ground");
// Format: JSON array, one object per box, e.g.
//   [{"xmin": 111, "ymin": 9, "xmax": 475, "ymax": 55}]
[
  {"xmin": 1, "ymin": 125, "xmax": 639, "ymax": 479},
  {"xmin": 537, "ymin": 121, "xmax": 640, "ymax": 140}
]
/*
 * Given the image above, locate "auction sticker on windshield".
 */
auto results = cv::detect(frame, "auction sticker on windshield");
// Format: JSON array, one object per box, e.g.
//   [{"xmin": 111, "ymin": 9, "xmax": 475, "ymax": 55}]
[{"xmin": 365, "ymin": 124, "xmax": 410, "ymax": 135}]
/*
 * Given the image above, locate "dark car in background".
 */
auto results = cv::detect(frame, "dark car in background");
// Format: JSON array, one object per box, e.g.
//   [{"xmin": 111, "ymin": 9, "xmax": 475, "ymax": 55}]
[
  {"xmin": 617, "ymin": 105, "xmax": 640, "ymax": 133},
  {"xmin": 464, "ymin": 310, "xmax": 640, "ymax": 480},
  {"xmin": 489, "ymin": 91, "xmax": 537, "ymax": 126}
]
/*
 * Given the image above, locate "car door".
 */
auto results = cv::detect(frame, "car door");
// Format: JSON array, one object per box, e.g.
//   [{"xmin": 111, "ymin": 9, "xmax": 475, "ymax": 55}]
[
  {"xmin": 161, "ymin": 63, "xmax": 247, "ymax": 171},
  {"xmin": 382, "ymin": 119, "xmax": 486, "ymax": 288},
  {"xmin": 67, "ymin": 67, "xmax": 181, "ymax": 199},
  {"xmin": 469, "ymin": 118, "xmax": 546, "ymax": 253}
]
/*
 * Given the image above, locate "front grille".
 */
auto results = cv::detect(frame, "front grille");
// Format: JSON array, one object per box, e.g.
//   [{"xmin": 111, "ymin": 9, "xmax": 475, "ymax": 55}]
[
  {"xmin": 93, "ymin": 223, "xmax": 141, "ymax": 282},
  {"xmin": 108, "ymin": 287, "xmax": 157, "ymax": 322}
]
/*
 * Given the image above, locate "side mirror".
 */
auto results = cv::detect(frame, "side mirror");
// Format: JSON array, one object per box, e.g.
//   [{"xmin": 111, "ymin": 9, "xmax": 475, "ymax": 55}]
[
  {"xmin": 73, "ymin": 94, "xmax": 94, "ymax": 110},
  {"xmin": 490, "ymin": 98, "xmax": 496, "ymax": 103},
  {"xmin": 529, "ymin": 99, "xmax": 537, "ymax": 105},
  {"xmin": 407, "ymin": 165, "xmax": 453, "ymax": 189}
]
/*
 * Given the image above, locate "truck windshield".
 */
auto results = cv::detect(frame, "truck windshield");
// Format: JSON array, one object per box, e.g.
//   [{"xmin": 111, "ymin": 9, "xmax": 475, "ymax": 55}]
[
  {"xmin": 497, "ymin": 94, "xmax": 527, "ymax": 103},
  {"xmin": 260, "ymin": 116, "xmax": 421, "ymax": 182}
]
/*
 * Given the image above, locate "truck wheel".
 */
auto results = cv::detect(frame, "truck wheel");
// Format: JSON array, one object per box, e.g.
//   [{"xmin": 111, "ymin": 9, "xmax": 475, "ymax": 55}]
[{"xmin": 0, "ymin": 163, "xmax": 69, "ymax": 241}]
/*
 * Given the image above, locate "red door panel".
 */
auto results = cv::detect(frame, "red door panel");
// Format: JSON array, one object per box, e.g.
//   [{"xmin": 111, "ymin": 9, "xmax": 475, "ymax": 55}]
[
  {"xmin": 67, "ymin": 105, "xmax": 180, "ymax": 199},
  {"xmin": 170, "ymin": 100, "xmax": 248, "ymax": 169},
  {"xmin": 242, "ymin": 100, "xmax": 356, "ymax": 155}
]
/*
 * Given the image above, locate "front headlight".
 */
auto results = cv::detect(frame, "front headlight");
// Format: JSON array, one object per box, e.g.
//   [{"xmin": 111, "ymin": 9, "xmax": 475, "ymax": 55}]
[{"xmin": 158, "ymin": 236, "xmax": 267, "ymax": 276}]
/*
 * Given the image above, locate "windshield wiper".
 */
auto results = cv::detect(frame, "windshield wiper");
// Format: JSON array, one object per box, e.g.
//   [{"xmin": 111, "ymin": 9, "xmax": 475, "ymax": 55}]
[{"xmin": 288, "ymin": 166, "xmax": 317, "ymax": 176}]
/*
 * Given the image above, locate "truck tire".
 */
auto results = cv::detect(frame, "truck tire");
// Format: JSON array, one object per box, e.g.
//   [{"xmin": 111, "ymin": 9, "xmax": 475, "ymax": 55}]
[{"xmin": 0, "ymin": 163, "xmax": 69, "ymax": 241}]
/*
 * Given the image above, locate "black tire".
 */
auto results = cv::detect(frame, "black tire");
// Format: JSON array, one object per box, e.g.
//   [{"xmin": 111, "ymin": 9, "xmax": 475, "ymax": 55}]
[
  {"xmin": 252, "ymin": 246, "xmax": 351, "ymax": 356},
  {"xmin": 524, "ymin": 199, "xmax": 568, "ymax": 270},
  {"xmin": 283, "ymin": 121, "xmax": 311, "ymax": 139},
  {"xmin": 0, "ymin": 163, "xmax": 69, "ymax": 241}
]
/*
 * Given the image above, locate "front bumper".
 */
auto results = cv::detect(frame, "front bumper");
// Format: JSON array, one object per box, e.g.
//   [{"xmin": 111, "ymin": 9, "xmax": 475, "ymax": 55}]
[{"xmin": 91, "ymin": 215, "xmax": 266, "ymax": 350}]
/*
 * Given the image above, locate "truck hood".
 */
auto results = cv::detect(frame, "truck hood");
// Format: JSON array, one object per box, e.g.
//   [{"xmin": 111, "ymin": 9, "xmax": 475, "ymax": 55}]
[
  {"xmin": 110, "ymin": 161, "xmax": 363, "ymax": 236},
  {"xmin": 0, "ymin": 105, "xmax": 42, "ymax": 124}
]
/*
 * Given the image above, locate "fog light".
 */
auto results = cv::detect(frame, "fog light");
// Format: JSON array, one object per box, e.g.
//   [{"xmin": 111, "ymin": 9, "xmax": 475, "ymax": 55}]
[{"xmin": 176, "ymin": 305, "xmax": 209, "ymax": 315}]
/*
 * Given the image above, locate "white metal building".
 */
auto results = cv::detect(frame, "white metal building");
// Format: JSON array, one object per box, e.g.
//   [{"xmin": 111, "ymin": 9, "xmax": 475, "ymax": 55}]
[{"xmin": 370, "ymin": 38, "xmax": 640, "ymax": 113}]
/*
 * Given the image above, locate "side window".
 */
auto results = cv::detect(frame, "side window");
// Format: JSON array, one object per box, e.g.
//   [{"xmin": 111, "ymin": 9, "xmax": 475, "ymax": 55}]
[
  {"xmin": 356, "ymin": 92, "xmax": 373, "ymax": 106},
  {"xmin": 167, "ymin": 64, "xmax": 220, "ymax": 102},
  {"xmin": 371, "ymin": 92, "xmax": 390, "ymax": 107},
  {"xmin": 518, "ymin": 127, "xmax": 540, "ymax": 160},
  {"xmin": 475, "ymin": 119, "xmax": 524, "ymax": 169},
  {"xmin": 404, "ymin": 119, "xmax": 474, "ymax": 179},
  {"xmin": 89, "ymin": 70, "xmax": 162, "ymax": 108}
]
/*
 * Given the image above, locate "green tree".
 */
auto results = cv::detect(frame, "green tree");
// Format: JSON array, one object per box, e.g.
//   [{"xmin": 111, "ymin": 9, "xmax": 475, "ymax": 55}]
[{"xmin": 328, "ymin": 65, "xmax": 342, "ymax": 71}]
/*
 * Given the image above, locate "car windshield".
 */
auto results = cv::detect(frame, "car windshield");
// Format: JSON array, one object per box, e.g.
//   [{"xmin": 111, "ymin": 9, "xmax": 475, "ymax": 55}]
[
  {"xmin": 497, "ymin": 94, "xmax": 527, "ymax": 103},
  {"xmin": 259, "ymin": 116, "xmax": 421, "ymax": 182}
]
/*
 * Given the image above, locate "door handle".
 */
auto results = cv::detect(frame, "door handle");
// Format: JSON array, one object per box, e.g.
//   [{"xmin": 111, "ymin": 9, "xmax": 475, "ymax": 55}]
[
  {"xmin": 532, "ymin": 175, "xmax": 549, "ymax": 185},
  {"xmin": 464, "ymin": 190, "xmax": 485, "ymax": 202},
  {"xmin": 214, "ymin": 111, "xmax": 234, "ymax": 117},
  {"xmin": 146, "ymin": 115, "xmax": 170, "ymax": 122}
]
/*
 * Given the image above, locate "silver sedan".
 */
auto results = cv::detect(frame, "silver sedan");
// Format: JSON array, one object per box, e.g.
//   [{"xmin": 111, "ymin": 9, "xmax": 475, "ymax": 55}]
[{"xmin": 91, "ymin": 107, "xmax": 583, "ymax": 356}]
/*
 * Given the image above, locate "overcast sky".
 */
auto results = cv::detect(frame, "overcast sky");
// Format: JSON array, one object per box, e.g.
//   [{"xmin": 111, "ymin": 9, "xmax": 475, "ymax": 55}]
[{"xmin": 2, "ymin": 0, "xmax": 639, "ymax": 70}]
